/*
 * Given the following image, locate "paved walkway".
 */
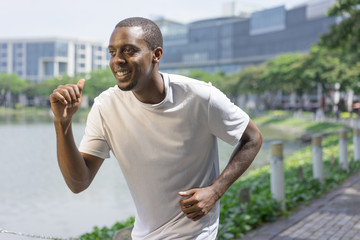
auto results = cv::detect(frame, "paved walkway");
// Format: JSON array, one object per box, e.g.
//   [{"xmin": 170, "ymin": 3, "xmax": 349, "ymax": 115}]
[{"xmin": 241, "ymin": 171, "xmax": 360, "ymax": 240}]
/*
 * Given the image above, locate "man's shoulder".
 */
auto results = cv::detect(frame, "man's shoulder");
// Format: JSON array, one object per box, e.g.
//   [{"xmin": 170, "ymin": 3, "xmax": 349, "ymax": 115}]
[
  {"xmin": 166, "ymin": 73, "xmax": 213, "ymax": 97},
  {"xmin": 93, "ymin": 85, "xmax": 122, "ymax": 106},
  {"xmin": 167, "ymin": 73, "xmax": 210, "ymax": 87}
]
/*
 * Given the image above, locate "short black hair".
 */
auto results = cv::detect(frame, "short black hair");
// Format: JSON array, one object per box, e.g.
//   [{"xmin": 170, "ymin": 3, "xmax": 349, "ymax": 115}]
[{"xmin": 115, "ymin": 17, "xmax": 163, "ymax": 50}]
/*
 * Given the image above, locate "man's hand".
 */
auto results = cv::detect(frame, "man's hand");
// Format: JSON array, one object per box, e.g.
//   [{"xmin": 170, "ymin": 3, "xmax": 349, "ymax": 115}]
[
  {"xmin": 49, "ymin": 79, "xmax": 85, "ymax": 122},
  {"xmin": 178, "ymin": 186, "xmax": 219, "ymax": 221}
]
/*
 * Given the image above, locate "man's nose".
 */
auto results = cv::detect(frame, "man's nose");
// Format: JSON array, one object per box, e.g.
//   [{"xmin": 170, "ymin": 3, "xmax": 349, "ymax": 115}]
[{"xmin": 114, "ymin": 54, "xmax": 126, "ymax": 64}]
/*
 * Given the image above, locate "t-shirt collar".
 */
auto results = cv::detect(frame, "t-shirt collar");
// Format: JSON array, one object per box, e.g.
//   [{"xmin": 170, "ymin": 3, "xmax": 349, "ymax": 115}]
[{"xmin": 130, "ymin": 72, "xmax": 172, "ymax": 110}]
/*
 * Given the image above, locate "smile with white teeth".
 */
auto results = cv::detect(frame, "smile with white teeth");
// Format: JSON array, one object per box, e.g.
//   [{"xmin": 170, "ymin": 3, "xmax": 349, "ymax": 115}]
[{"xmin": 116, "ymin": 70, "xmax": 130, "ymax": 77}]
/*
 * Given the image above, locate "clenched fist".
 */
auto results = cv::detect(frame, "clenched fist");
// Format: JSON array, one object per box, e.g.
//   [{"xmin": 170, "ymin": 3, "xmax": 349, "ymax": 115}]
[{"xmin": 49, "ymin": 78, "xmax": 85, "ymax": 122}]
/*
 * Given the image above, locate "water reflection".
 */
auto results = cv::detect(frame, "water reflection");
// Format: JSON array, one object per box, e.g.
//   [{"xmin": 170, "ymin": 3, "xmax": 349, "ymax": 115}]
[
  {"xmin": 0, "ymin": 109, "xmax": 87, "ymax": 125},
  {"xmin": 0, "ymin": 111, "xmax": 52, "ymax": 124}
]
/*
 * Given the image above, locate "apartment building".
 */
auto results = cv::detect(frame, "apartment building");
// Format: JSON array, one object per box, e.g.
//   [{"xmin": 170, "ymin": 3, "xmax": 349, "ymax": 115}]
[{"xmin": 0, "ymin": 38, "xmax": 109, "ymax": 82}]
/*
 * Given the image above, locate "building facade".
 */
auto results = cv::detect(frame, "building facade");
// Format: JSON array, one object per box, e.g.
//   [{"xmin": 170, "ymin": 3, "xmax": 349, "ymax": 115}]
[
  {"xmin": 0, "ymin": 38, "xmax": 109, "ymax": 82},
  {"xmin": 158, "ymin": 0, "xmax": 338, "ymax": 74},
  {"xmin": 0, "ymin": 0, "xmax": 338, "ymax": 82}
]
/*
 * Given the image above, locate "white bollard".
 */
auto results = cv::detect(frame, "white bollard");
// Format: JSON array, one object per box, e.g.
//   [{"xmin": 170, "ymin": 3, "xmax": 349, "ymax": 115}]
[
  {"xmin": 339, "ymin": 129, "xmax": 349, "ymax": 172},
  {"xmin": 270, "ymin": 141, "xmax": 285, "ymax": 210},
  {"xmin": 354, "ymin": 128, "xmax": 360, "ymax": 161},
  {"xmin": 312, "ymin": 134, "xmax": 324, "ymax": 184}
]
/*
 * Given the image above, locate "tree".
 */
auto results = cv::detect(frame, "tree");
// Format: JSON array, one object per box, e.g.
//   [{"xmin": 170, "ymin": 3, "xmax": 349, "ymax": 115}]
[
  {"xmin": 0, "ymin": 73, "xmax": 27, "ymax": 106},
  {"xmin": 262, "ymin": 53, "xmax": 308, "ymax": 95},
  {"xmin": 25, "ymin": 74, "xmax": 77, "ymax": 98},
  {"xmin": 237, "ymin": 64, "xmax": 267, "ymax": 94},
  {"xmin": 300, "ymin": 46, "xmax": 351, "ymax": 93},
  {"xmin": 24, "ymin": 70, "xmax": 115, "ymax": 104},
  {"xmin": 83, "ymin": 68, "xmax": 115, "ymax": 100},
  {"xmin": 186, "ymin": 69, "xmax": 238, "ymax": 97},
  {"xmin": 319, "ymin": 0, "xmax": 360, "ymax": 64}
]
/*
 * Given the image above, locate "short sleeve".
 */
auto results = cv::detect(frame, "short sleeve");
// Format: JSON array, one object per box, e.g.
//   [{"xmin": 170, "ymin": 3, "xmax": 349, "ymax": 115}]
[
  {"xmin": 79, "ymin": 103, "xmax": 111, "ymax": 159},
  {"xmin": 208, "ymin": 85, "xmax": 250, "ymax": 146}
]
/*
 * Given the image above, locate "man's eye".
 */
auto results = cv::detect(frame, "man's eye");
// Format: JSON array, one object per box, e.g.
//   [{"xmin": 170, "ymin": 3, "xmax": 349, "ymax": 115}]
[
  {"xmin": 123, "ymin": 48, "xmax": 136, "ymax": 54},
  {"xmin": 109, "ymin": 50, "xmax": 116, "ymax": 57}
]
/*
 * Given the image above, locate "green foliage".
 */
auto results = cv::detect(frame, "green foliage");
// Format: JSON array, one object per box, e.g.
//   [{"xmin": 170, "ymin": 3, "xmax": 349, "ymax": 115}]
[
  {"xmin": 218, "ymin": 169, "xmax": 281, "ymax": 239},
  {"xmin": 82, "ymin": 68, "xmax": 115, "ymax": 100},
  {"xmin": 303, "ymin": 46, "xmax": 356, "ymax": 91},
  {"xmin": 0, "ymin": 73, "xmax": 27, "ymax": 106},
  {"xmin": 0, "ymin": 73, "xmax": 27, "ymax": 94},
  {"xmin": 22, "ymin": 69, "xmax": 115, "ymax": 102},
  {"xmin": 236, "ymin": 43, "xmax": 359, "ymax": 95},
  {"xmin": 328, "ymin": 0, "xmax": 360, "ymax": 16},
  {"xmin": 262, "ymin": 53, "xmax": 308, "ymax": 94},
  {"xmin": 319, "ymin": 0, "xmax": 360, "ymax": 65},
  {"xmin": 185, "ymin": 70, "xmax": 239, "ymax": 97},
  {"xmin": 27, "ymin": 75, "xmax": 78, "ymax": 97},
  {"xmin": 77, "ymin": 217, "xmax": 135, "ymax": 240},
  {"xmin": 254, "ymin": 111, "xmax": 346, "ymax": 134},
  {"xmin": 237, "ymin": 64, "xmax": 267, "ymax": 94}
]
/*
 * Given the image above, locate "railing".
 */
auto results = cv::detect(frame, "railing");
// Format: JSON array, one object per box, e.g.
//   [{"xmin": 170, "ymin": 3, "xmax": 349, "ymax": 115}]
[{"xmin": 270, "ymin": 125, "xmax": 360, "ymax": 211}]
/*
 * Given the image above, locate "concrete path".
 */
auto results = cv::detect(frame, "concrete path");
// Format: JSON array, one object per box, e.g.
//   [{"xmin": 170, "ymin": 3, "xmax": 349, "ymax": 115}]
[{"xmin": 241, "ymin": 171, "xmax": 360, "ymax": 240}]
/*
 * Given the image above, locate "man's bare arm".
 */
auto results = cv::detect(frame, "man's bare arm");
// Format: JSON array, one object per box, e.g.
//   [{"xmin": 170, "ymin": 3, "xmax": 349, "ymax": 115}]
[
  {"xmin": 179, "ymin": 120, "xmax": 262, "ymax": 221},
  {"xmin": 50, "ymin": 79, "xmax": 104, "ymax": 193},
  {"xmin": 211, "ymin": 120, "xmax": 262, "ymax": 197},
  {"xmin": 54, "ymin": 119, "xmax": 104, "ymax": 193}
]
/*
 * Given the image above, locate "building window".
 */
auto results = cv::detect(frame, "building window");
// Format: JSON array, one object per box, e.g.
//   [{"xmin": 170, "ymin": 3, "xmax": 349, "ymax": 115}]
[
  {"xmin": 55, "ymin": 42, "xmax": 68, "ymax": 57},
  {"xmin": 220, "ymin": 38, "xmax": 233, "ymax": 59},
  {"xmin": 26, "ymin": 42, "xmax": 55, "ymax": 77},
  {"xmin": 44, "ymin": 62, "xmax": 54, "ymax": 75},
  {"xmin": 221, "ymin": 24, "xmax": 233, "ymax": 38},
  {"xmin": 183, "ymin": 52, "xmax": 208, "ymax": 62},
  {"xmin": 59, "ymin": 62, "xmax": 67, "ymax": 74},
  {"xmin": 14, "ymin": 43, "xmax": 23, "ymax": 49},
  {"xmin": 250, "ymin": 6, "xmax": 286, "ymax": 35}
]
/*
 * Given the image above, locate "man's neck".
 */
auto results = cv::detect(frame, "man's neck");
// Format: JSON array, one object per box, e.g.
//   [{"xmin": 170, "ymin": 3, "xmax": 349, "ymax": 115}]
[{"xmin": 132, "ymin": 72, "xmax": 165, "ymax": 104}]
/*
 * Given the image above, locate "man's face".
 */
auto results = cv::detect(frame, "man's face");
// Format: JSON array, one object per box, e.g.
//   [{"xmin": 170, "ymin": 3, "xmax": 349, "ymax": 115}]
[{"xmin": 108, "ymin": 26, "xmax": 154, "ymax": 92}]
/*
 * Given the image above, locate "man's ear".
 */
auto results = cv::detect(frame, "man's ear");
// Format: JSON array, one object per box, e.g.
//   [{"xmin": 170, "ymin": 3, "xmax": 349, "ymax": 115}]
[{"xmin": 153, "ymin": 47, "xmax": 163, "ymax": 63}]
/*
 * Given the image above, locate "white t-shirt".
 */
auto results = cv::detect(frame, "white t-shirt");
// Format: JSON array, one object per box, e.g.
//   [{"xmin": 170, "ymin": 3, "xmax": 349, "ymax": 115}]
[{"xmin": 79, "ymin": 73, "xmax": 249, "ymax": 239}]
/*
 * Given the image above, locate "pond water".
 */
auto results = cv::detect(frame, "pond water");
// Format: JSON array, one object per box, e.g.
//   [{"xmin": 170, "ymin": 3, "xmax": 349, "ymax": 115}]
[{"xmin": 0, "ymin": 121, "xmax": 306, "ymax": 240}]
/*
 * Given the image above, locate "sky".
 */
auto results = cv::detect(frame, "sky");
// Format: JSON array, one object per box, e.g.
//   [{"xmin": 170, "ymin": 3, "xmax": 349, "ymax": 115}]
[{"xmin": 1, "ymin": 0, "xmax": 308, "ymax": 42}]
